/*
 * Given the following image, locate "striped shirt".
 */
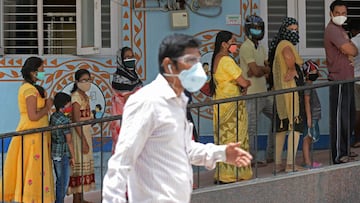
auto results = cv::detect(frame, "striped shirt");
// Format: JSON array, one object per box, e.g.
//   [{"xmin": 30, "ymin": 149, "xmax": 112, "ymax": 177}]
[{"xmin": 103, "ymin": 74, "xmax": 227, "ymax": 203}]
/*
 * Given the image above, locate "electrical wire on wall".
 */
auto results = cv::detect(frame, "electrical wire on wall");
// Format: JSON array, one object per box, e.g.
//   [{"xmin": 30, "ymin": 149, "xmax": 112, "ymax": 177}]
[
  {"xmin": 185, "ymin": 0, "xmax": 222, "ymax": 18},
  {"xmin": 130, "ymin": 0, "xmax": 222, "ymax": 17}
]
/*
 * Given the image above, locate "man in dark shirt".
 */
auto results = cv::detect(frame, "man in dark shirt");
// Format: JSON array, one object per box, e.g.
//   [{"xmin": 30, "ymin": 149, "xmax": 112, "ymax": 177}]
[{"xmin": 324, "ymin": 0, "xmax": 358, "ymax": 164}]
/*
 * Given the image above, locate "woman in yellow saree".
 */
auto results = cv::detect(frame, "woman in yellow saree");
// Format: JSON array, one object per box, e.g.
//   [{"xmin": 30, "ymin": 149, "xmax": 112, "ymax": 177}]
[
  {"xmin": 209, "ymin": 30, "xmax": 253, "ymax": 183},
  {"xmin": 1, "ymin": 57, "xmax": 54, "ymax": 203}
]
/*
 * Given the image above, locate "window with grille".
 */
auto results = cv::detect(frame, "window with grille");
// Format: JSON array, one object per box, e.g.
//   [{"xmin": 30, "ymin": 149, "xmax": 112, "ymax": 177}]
[
  {"xmin": 264, "ymin": 0, "xmax": 326, "ymax": 57},
  {"xmin": 344, "ymin": 0, "xmax": 360, "ymax": 34},
  {"xmin": 304, "ymin": 0, "xmax": 325, "ymax": 48},
  {"xmin": 267, "ymin": 0, "xmax": 287, "ymax": 48},
  {"xmin": 1, "ymin": 0, "xmax": 119, "ymax": 55},
  {"xmin": 345, "ymin": 0, "xmax": 360, "ymax": 19},
  {"xmin": 44, "ymin": 0, "xmax": 76, "ymax": 54},
  {"xmin": 0, "ymin": 0, "xmax": 4, "ymax": 55},
  {"xmin": 3, "ymin": 0, "xmax": 38, "ymax": 54}
]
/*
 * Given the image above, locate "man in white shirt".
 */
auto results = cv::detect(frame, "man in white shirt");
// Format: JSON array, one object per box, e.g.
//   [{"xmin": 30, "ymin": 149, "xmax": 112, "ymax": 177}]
[
  {"xmin": 102, "ymin": 33, "xmax": 252, "ymax": 203},
  {"xmin": 350, "ymin": 20, "xmax": 360, "ymax": 148}
]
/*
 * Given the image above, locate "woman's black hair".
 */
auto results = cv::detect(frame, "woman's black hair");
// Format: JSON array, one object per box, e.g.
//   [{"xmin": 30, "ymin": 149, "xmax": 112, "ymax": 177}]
[
  {"xmin": 20, "ymin": 56, "xmax": 46, "ymax": 98},
  {"xmin": 121, "ymin": 47, "xmax": 132, "ymax": 60},
  {"xmin": 209, "ymin": 30, "xmax": 233, "ymax": 97},
  {"xmin": 71, "ymin": 69, "xmax": 91, "ymax": 93}
]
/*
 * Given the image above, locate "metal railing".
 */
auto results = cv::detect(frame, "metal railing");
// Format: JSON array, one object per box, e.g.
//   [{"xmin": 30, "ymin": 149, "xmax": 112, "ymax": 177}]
[
  {"xmin": 0, "ymin": 78, "xmax": 358, "ymax": 202},
  {"xmin": 0, "ymin": 115, "xmax": 121, "ymax": 203},
  {"xmin": 189, "ymin": 78, "xmax": 359, "ymax": 187}
]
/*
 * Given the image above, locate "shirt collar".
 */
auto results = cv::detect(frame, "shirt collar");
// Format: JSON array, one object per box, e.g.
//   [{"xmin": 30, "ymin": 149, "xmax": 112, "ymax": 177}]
[
  {"xmin": 154, "ymin": 74, "xmax": 189, "ymax": 104},
  {"xmin": 246, "ymin": 38, "xmax": 259, "ymax": 49}
]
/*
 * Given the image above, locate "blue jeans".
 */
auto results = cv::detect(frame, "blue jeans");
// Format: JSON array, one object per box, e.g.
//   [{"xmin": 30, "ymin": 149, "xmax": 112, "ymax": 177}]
[
  {"xmin": 53, "ymin": 155, "xmax": 70, "ymax": 203},
  {"xmin": 304, "ymin": 119, "xmax": 320, "ymax": 143}
]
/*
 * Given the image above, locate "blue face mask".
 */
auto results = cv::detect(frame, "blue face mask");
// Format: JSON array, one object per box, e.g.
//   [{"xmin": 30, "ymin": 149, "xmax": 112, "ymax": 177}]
[
  {"xmin": 36, "ymin": 71, "xmax": 45, "ymax": 80},
  {"xmin": 164, "ymin": 62, "xmax": 207, "ymax": 92},
  {"xmin": 250, "ymin": 28, "xmax": 262, "ymax": 36}
]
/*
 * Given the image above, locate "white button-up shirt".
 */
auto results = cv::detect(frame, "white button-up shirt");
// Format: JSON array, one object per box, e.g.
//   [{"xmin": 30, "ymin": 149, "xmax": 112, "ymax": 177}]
[
  {"xmin": 352, "ymin": 33, "xmax": 360, "ymax": 83},
  {"xmin": 103, "ymin": 74, "xmax": 227, "ymax": 203}
]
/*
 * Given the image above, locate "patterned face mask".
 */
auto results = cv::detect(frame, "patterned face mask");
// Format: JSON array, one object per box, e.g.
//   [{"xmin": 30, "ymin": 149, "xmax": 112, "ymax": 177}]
[{"xmin": 282, "ymin": 29, "xmax": 300, "ymax": 45}]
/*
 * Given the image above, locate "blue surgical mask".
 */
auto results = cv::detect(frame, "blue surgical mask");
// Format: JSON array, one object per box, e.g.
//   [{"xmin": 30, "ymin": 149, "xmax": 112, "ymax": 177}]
[
  {"xmin": 36, "ymin": 71, "xmax": 45, "ymax": 80},
  {"xmin": 250, "ymin": 28, "xmax": 262, "ymax": 36},
  {"xmin": 164, "ymin": 62, "xmax": 207, "ymax": 92}
]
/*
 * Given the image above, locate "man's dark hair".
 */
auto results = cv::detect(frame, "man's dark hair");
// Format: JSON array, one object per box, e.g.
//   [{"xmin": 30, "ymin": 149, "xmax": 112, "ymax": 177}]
[
  {"xmin": 158, "ymin": 33, "xmax": 201, "ymax": 74},
  {"xmin": 330, "ymin": 0, "xmax": 347, "ymax": 12},
  {"xmin": 54, "ymin": 92, "xmax": 71, "ymax": 111}
]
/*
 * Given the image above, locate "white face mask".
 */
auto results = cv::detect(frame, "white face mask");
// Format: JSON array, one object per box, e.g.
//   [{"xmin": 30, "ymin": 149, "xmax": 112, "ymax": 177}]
[
  {"xmin": 77, "ymin": 81, "xmax": 91, "ymax": 92},
  {"xmin": 164, "ymin": 62, "xmax": 207, "ymax": 92},
  {"xmin": 332, "ymin": 15, "xmax": 347, "ymax": 26}
]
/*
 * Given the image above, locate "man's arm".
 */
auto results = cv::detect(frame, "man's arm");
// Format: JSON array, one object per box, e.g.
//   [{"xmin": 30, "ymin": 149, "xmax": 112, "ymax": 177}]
[
  {"xmin": 103, "ymin": 99, "xmax": 155, "ymax": 202},
  {"xmin": 247, "ymin": 62, "xmax": 271, "ymax": 78},
  {"xmin": 188, "ymin": 141, "xmax": 252, "ymax": 170},
  {"xmin": 340, "ymin": 41, "xmax": 358, "ymax": 57}
]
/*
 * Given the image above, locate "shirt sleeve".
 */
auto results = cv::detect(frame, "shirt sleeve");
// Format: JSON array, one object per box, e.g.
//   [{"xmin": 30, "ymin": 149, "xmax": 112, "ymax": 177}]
[
  {"xmin": 220, "ymin": 56, "xmax": 242, "ymax": 80},
  {"xmin": 329, "ymin": 26, "xmax": 350, "ymax": 49},
  {"xmin": 351, "ymin": 36, "xmax": 360, "ymax": 48},
  {"xmin": 23, "ymin": 85, "xmax": 38, "ymax": 98},
  {"xmin": 62, "ymin": 116, "xmax": 71, "ymax": 135},
  {"xmin": 102, "ymin": 97, "xmax": 155, "ymax": 202},
  {"xmin": 241, "ymin": 44, "xmax": 256, "ymax": 65},
  {"xmin": 71, "ymin": 92, "xmax": 80, "ymax": 106},
  {"xmin": 189, "ymin": 141, "xmax": 227, "ymax": 170},
  {"xmin": 262, "ymin": 46, "xmax": 268, "ymax": 61},
  {"xmin": 184, "ymin": 122, "xmax": 227, "ymax": 169}
]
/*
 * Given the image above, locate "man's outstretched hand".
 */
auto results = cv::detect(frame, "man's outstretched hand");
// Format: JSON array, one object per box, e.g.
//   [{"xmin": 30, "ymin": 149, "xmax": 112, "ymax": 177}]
[{"xmin": 225, "ymin": 142, "xmax": 253, "ymax": 167}]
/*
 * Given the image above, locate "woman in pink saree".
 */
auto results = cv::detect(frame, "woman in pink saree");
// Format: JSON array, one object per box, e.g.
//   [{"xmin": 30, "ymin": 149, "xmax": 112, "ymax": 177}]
[{"xmin": 110, "ymin": 47, "xmax": 142, "ymax": 153}]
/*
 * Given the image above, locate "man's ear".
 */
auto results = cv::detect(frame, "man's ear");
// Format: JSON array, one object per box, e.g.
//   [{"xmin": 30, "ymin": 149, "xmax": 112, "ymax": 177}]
[{"xmin": 162, "ymin": 57, "xmax": 174, "ymax": 74}]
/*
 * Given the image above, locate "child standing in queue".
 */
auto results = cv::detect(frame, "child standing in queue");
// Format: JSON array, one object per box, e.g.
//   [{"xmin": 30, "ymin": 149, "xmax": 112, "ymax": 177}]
[
  {"xmin": 301, "ymin": 60, "xmax": 322, "ymax": 169},
  {"xmin": 50, "ymin": 92, "xmax": 76, "ymax": 203}
]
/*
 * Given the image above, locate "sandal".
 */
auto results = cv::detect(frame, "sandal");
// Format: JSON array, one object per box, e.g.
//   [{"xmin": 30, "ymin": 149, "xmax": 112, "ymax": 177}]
[
  {"xmin": 213, "ymin": 180, "xmax": 235, "ymax": 185},
  {"xmin": 274, "ymin": 164, "xmax": 285, "ymax": 173},
  {"xmin": 301, "ymin": 162, "xmax": 322, "ymax": 169},
  {"xmin": 349, "ymin": 151, "xmax": 358, "ymax": 157},
  {"xmin": 338, "ymin": 156, "xmax": 349, "ymax": 163},
  {"xmin": 351, "ymin": 141, "xmax": 360, "ymax": 148},
  {"xmin": 285, "ymin": 164, "xmax": 306, "ymax": 173}
]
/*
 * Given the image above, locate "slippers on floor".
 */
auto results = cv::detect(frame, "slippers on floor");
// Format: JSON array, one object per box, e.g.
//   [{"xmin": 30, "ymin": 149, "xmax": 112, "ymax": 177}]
[
  {"xmin": 349, "ymin": 151, "xmax": 358, "ymax": 157},
  {"xmin": 338, "ymin": 156, "xmax": 349, "ymax": 163},
  {"xmin": 351, "ymin": 142, "xmax": 360, "ymax": 148}
]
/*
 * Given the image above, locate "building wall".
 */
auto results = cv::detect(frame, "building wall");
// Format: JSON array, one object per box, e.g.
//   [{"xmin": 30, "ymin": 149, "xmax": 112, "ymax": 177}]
[{"xmin": 0, "ymin": 0, "xmax": 331, "ymax": 151}]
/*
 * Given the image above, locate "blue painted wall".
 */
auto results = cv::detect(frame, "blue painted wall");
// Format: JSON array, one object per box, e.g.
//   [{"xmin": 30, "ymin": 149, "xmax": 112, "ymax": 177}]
[{"xmin": 0, "ymin": 0, "xmax": 333, "ymax": 152}]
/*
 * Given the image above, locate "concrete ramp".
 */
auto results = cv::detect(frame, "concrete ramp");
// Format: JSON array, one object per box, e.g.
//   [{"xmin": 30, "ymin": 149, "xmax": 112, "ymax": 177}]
[{"xmin": 191, "ymin": 162, "xmax": 360, "ymax": 203}]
